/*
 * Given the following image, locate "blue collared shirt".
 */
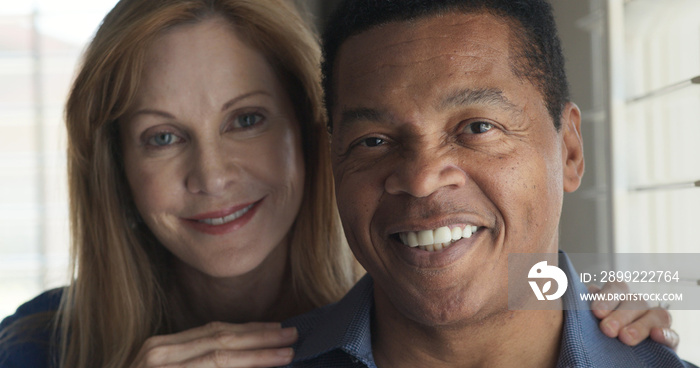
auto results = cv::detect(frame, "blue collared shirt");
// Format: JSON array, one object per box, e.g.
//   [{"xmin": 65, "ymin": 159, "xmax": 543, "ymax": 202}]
[{"xmin": 283, "ymin": 252, "xmax": 697, "ymax": 368}]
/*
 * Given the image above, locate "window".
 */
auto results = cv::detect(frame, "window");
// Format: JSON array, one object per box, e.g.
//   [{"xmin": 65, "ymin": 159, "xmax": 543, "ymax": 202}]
[
  {"xmin": 0, "ymin": 0, "xmax": 118, "ymax": 319},
  {"xmin": 606, "ymin": 0, "xmax": 700, "ymax": 362}
]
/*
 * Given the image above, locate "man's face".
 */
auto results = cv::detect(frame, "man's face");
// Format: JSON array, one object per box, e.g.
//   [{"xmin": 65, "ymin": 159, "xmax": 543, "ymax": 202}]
[{"xmin": 330, "ymin": 12, "xmax": 584, "ymax": 326}]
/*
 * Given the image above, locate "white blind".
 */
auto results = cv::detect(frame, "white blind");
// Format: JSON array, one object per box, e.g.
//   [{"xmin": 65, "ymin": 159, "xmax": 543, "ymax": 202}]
[
  {"xmin": 609, "ymin": 0, "xmax": 700, "ymax": 362},
  {"xmin": 621, "ymin": 0, "xmax": 700, "ymax": 254},
  {"xmin": 0, "ymin": 0, "xmax": 119, "ymax": 319}
]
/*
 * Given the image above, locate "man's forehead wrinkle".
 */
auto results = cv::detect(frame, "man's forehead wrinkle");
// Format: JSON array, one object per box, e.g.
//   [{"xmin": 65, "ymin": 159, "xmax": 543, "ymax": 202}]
[
  {"xmin": 339, "ymin": 50, "xmax": 491, "ymax": 99},
  {"xmin": 440, "ymin": 88, "xmax": 521, "ymax": 113},
  {"xmin": 342, "ymin": 22, "xmax": 496, "ymax": 72}
]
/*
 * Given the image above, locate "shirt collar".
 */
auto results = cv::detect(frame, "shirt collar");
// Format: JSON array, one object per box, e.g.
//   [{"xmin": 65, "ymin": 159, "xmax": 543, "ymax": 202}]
[
  {"xmin": 556, "ymin": 251, "xmax": 597, "ymax": 367},
  {"xmin": 292, "ymin": 274, "xmax": 375, "ymax": 364}
]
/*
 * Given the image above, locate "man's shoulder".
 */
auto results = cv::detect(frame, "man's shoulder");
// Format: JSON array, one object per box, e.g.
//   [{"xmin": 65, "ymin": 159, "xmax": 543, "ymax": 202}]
[
  {"xmin": 558, "ymin": 253, "xmax": 696, "ymax": 367},
  {"xmin": 0, "ymin": 288, "xmax": 64, "ymax": 368},
  {"xmin": 559, "ymin": 307, "xmax": 697, "ymax": 368},
  {"xmin": 630, "ymin": 340, "xmax": 699, "ymax": 368}
]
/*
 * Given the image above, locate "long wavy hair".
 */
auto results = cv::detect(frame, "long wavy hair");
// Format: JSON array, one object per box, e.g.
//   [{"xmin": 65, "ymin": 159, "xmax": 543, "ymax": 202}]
[{"xmin": 58, "ymin": 0, "xmax": 358, "ymax": 366}]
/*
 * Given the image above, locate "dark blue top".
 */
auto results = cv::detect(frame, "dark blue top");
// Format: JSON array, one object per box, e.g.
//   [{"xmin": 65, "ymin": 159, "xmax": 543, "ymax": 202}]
[
  {"xmin": 0, "ymin": 288, "xmax": 63, "ymax": 368},
  {"xmin": 282, "ymin": 252, "xmax": 698, "ymax": 368}
]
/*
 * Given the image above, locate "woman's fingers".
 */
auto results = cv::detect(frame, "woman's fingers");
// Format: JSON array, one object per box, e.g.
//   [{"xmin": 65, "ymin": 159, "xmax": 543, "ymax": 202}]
[
  {"xmin": 650, "ymin": 327, "xmax": 680, "ymax": 351},
  {"xmin": 174, "ymin": 347, "xmax": 295, "ymax": 368},
  {"xmin": 589, "ymin": 281, "xmax": 679, "ymax": 349},
  {"xmin": 590, "ymin": 281, "xmax": 630, "ymax": 319},
  {"xmin": 616, "ymin": 307, "xmax": 672, "ymax": 346},
  {"xmin": 597, "ymin": 300, "xmax": 649, "ymax": 338},
  {"xmin": 158, "ymin": 325, "xmax": 298, "ymax": 363},
  {"xmin": 131, "ymin": 322, "xmax": 297, "ymax": 367}
]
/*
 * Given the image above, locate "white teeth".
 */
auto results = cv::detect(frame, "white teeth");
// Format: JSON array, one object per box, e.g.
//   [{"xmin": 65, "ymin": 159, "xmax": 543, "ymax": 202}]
[
  {"xmin": 417, "ymin": 230, "xmax": 434, "ymax": 246},
  {"xmin": 463, "ymin": 225, "xmax": 472, "ymax": 238},
  {"xmin": 434, "ymin": 227, "xmax": 452, "ymax": 243},
  {"xmin": 199, "ymin": 203, "xmax": 254, "ymax": 226},
  {"xmin": 451, "ymin": 227, "xmax": 462, "ymax": 241},
  {"xmin": 396, "ymin": 225, "xmax": 480, "ymax": 252},
  {"xmin": 406, "ymin": 232, "xmax": 419, "ymax": 247}
]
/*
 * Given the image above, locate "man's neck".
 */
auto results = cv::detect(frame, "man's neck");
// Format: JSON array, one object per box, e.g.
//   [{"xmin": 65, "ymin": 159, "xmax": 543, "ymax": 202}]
[{"xmin": 371, "ymin": 290, "xmax": 563, "ymax": 368}]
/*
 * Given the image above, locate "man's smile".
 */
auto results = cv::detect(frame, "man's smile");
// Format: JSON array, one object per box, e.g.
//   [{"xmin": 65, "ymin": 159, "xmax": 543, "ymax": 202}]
[{"xmin": 394, "ymin": 225, "xmax": 484, "ymax": 252}]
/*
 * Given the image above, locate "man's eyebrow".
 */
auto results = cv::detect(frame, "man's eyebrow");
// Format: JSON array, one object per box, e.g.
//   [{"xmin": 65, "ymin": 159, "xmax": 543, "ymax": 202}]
[
  {"xmin": 334, "ymin": 88, "xmax": 517, "ymax": 131},
  {"xmin": 338, "ymin": 107, "xmax": 389, "ymax": 129},
  {"xmin": 440, "ymin": 88, "xmax": 519, "ymax": 111}
]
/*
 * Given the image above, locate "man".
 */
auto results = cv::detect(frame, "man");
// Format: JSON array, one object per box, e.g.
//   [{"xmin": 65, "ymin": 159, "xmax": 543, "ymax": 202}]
[{"xmin": 284, "ymin": 0, "xmax": 696, "ymax": 366}]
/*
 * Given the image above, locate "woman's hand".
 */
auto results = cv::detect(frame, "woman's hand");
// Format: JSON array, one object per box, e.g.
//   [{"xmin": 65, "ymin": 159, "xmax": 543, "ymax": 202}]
[
  {"xmin": 130, "ymin": 322, "xmax": 297, "ymax": 367},
  {"xmin": 590, "ymin": 282, "xmax": 678, "ymax": 350}
]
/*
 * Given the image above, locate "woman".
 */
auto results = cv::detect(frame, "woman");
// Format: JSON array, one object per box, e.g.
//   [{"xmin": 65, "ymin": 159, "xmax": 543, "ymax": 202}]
[
  {"xmin": 4, "ymin": 1, "xmax": 356, "ymax": 366},
  {"xmin": 0, "ymin": 0, "xmax": 678, "ymax": 367}
]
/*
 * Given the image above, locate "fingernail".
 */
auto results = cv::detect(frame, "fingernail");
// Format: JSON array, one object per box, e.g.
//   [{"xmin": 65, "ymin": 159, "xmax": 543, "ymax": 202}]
[
  {"xmin": 281, "ymin": 327, "xmax": 297, "ymax": 338},
  {"xmin": 277, "ymin": 347, "xmax": 293, "ymax": 357},
  {"xmin": 626, "ymin": 327, "xmax": 638, "ymax": 339},
  {"xmin": 605, "ymin": 320, "xmax": 619, "ymax": 335},
  {"xmin": 663, "ymin": 328, "xmax": 671, "ymax": 341}
]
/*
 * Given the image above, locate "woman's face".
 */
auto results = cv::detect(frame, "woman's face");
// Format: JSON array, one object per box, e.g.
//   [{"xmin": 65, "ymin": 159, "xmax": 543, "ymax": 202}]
[{"xmin": 121, "ymin": 18, "xmax": 305, "ymax": 278}]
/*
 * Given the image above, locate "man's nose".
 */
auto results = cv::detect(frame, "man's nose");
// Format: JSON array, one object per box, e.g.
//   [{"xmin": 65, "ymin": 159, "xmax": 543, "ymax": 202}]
[
  {"xmin": 384, "ymin": 147, "xmax": 467, "ymax": 198},
  {"xmin": 185, "ymin": 142, "xmax": 237, "ymax": 196}
]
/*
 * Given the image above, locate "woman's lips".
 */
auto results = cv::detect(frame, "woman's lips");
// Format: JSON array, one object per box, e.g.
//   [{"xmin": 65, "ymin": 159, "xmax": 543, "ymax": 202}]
[{"xmin": 182, "ymin": 198, "xmax": 263, "ymax": 235}]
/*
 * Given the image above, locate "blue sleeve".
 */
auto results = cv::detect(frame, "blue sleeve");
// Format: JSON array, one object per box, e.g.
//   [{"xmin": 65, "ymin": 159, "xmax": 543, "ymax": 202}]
[{"xmin": 0, "ymin": 289, "xmax": 64, "ymax": 368}]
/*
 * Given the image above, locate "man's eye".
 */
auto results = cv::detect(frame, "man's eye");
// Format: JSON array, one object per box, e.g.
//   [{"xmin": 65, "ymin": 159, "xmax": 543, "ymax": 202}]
[
  {"xmin": 465, "ymin": 121, "xmax": 493, "ymax": 134},
  {"xmin": 148, "ymin": 132, "xmax": 180, "ymax": 146},
  {"xmin": 359, "ymin": 137, "xmax": 386, "ymax": 147},
  {"xmin": 235, "ymin": 113, "xmax": 263, "ymax": 128}
]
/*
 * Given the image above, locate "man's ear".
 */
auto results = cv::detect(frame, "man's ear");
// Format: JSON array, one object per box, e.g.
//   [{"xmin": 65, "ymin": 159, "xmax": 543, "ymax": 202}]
[{"xmin": 561, "ymin": 102, "xmax": 584, "ymax": 193}]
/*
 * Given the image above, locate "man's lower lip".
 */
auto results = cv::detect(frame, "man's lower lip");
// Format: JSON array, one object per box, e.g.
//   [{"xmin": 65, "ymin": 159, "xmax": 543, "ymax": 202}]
[
  {"xmin": 391, "ymin": 232, "xmax": 481, "ymax": 268},
  {"xmin": 182, "ymin": 200, "xmax": 262, "ymax": 235}
]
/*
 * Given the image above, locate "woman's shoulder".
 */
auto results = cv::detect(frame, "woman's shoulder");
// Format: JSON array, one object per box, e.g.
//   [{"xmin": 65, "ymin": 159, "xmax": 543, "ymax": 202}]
[
  {"xmin": 2, "ymin": 288, "xmax": 64, "ymax": 324},
  {"xmin": 0, "ymin": 288, "xmax": 65, "ymax": 368}
]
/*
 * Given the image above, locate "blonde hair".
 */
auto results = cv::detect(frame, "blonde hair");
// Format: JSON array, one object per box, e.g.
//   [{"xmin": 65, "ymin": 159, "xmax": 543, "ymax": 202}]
[{"xmin": 60, "ymin": 0, "xmax": 358, "ymax": 366}]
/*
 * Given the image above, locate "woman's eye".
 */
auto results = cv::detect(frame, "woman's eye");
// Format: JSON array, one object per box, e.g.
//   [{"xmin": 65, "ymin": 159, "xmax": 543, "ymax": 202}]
[
  {"xmin": 465, "ymin": 121, "xmax": 493, "ymax": 134},
  {"xmin": 147, "ymin": 132, "xmax": 180, "ymax": 147},
  {"xmin": 359, "ymin": 137, "xmax": 385, "ymax": 147},
  {"xmin": 235, "ymin": 113, "xmax": 263, "ymax": 128}
]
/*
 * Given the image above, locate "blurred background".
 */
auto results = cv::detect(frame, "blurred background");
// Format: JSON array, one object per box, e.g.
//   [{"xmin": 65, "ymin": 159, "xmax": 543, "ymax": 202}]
[{"xmin": 1, "ymin": 0, "xmax": 698, "ymax": 362}]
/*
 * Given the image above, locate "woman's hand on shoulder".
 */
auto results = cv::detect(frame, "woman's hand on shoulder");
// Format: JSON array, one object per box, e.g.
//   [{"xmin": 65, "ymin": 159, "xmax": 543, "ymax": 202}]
[
  {"xmin": 130, "ymin": 321, "xmax": 297, "ymax": 367},
  {"xmin": 589, "ymin": 282, "xmax": 678, "ymax": 350}
]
